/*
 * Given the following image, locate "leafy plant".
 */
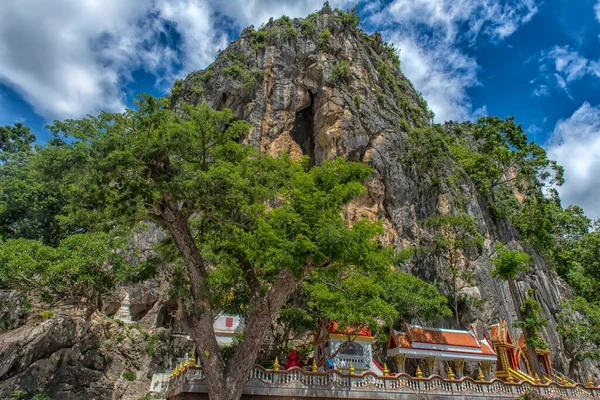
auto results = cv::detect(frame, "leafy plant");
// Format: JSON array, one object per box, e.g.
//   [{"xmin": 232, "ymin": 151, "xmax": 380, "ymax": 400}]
[
  {"xmin": 317, "ymin": 28, "xmax": 331, "ymax": 50},
  {"xmin": 122, "ymin": 370, "xmax": 136, "ymax": 381},
  {"xmin": 330, "ymin": 61, "xmax": 350, "ymax": 85},
  {"xmin": 39, "ymin": 310, "xmax": 55, "ymax": 320}
]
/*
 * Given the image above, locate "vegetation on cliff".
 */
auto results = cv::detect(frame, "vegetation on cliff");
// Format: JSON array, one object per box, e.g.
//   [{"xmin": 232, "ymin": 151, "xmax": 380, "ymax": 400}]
[{"xmin": 1, "ymin": 4, "xmax": 600, "ymax": 399}]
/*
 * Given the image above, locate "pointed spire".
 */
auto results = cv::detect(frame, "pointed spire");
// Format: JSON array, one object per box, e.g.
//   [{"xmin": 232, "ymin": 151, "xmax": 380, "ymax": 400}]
[
  {"xmin": 561, "ymin": 375, "xmax": 569, "ymax": 386},
  {"xmin": 534, "ymin": 373, "xmax": 541, "ymax": 384},
  {"xmin": 416, "ymin": 365, "xmax": 423, "ymax": 378},
  {"xmin": 312, "ymin": 359, "xmax": 318, "ymax": 372},
  {"xmin": 448, "ymin": 366, "xmax": 455, "ymax": 380},
  {"xmin": 184, "ymin": 354, "xmax": 189, "ymax": 369},
  {"xmin": 478, "ymin": 367, "xmax": 486, "ymax": 382},
  {"xmin": 587, "ymin": 376, "xmax": 594, "ymax": 388},
  {"xmin": 383, "ymin": 363, "xmax": 389, "ymax": 376},
  {"xmin": 273, "ymin": 356, "xmax": 280, "ymax": 371},
  {"xmin": 349, "ymin": 361, "xmax": 355, "ymax": 375},
  {"xmin": 190, "ymin": 351, "xmax": 196, "ymax": 366}
]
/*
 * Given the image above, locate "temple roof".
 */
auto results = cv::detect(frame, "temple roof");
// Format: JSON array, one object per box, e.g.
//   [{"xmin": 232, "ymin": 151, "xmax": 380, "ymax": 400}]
[
  {"xmin": 326, "ymin": 321, "xmax": 372, "ymax": 337},
  {"xmin": 387, "ymin": 321, "xmax": 497, "ymax": 361}
]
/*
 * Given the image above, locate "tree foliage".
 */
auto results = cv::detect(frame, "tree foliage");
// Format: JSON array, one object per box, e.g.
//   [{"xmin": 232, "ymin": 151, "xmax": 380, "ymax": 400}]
[
  {"xmin": 16, "ymin": 95, "xmax": 447, "ymax": 400},
  {"xmin": 0, "ymin": 232, "xmax": 127, "ymax": 308}
]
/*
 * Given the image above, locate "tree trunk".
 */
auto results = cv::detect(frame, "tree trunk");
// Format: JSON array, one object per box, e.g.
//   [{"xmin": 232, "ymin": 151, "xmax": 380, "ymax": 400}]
[
  {"xmin": 507, "ymin": 277, "xmax": 546, "ymax": 383},
  {"xmin": 186, "ymin": 268, "xmax": 298, "ymax": 400}
]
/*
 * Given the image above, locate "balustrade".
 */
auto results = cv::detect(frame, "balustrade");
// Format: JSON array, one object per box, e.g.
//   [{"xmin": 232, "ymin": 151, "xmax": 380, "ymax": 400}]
[{"xmin": 167, "ymin": 365, "xmax": 600, "ymax": 399}]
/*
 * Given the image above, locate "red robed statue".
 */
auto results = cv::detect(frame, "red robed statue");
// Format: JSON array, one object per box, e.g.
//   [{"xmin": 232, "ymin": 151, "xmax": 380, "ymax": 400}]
[{"xmin": 285, "ymin": 350, "xmax": 301, "ymax": 369}]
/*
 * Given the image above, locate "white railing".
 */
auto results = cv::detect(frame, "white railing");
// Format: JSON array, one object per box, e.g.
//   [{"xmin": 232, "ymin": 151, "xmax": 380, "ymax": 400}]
[{"xmin": 168, "ymin": 365, "xmax": 600, "ymax": 399}]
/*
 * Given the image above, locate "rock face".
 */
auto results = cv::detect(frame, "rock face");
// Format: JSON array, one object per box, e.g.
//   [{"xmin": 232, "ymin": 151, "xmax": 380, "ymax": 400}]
[{"xmin": 175, "ymin": 4, "xmax": 597, "ymax": 381}]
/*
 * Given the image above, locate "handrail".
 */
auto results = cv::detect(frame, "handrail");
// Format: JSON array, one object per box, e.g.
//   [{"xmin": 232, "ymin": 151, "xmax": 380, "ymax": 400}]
[
  {"xmin": 507, "ymin": 368, "xmax": 535, "ymax": 384},
  {"xmin": 167, "ymin": 365, "xmax": 600, "ymax": 399}
]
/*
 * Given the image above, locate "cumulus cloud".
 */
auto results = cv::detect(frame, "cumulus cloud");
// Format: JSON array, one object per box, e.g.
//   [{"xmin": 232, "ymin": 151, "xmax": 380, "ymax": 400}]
[
  {"xmin": 595, "ymin": 1, "xmax": 600, "ymax": 23},
  {"xmin": 0, "ymin": 0, "xmax": 537, "ymax": 124},
  {"xmin": 546, "ymin": 102, "xmax": 600, "ymax": 219},
  {"xmin": 0, "ymin": 0, "xmax": 231, "ymax": 120},
  {"xmin": 368, "ymin": 0, "xmax": 538, "ymax": 122}
]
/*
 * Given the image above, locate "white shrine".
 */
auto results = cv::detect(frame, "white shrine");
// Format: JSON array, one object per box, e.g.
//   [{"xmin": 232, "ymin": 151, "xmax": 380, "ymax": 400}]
[{"xmin": 313, "ymin": 320, "xmax": 384, "ymax": 375}]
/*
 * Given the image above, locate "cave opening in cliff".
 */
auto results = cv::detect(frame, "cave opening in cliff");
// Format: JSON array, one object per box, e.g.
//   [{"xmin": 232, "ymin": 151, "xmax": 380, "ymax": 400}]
[{"xmin": 290, "ymin": 94, "xmax": 315, "ymax": 166}]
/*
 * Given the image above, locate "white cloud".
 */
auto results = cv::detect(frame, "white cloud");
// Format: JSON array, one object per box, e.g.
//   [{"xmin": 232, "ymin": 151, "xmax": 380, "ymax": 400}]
[
  {"xmin": 533, "ymin": 84, "xmax": 549, "ymax": 97},
  {"xmin": 547, "ymin": 102, "xmax": 600, "ymax": 219},
  {"xmin": 0, "ymin": 0, "xmax": 537, "ymax": 124},
  {"xmin": 537, "ymin": 46, "xmax": 600, "ymax": 97},
  {"xmin": 0, "ymin": 0, "xmax": 227, "ymax": 120},
  {"xmin": 369, "ymin": 0, "xmax": 538, "ymax": 122},
  {"xmin": 595, "ymin": 1, "xmax": 600, "ymax": 23}
]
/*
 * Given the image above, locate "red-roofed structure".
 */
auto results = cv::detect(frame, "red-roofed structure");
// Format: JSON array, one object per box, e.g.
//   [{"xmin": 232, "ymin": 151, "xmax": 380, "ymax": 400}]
[
  {"xmin": 387, "ymin": 320, "xmax": 496, "ymax": 378},
  {"xmin": 313, "ymin": 320, "xmax": 384, "ymax": 375}
]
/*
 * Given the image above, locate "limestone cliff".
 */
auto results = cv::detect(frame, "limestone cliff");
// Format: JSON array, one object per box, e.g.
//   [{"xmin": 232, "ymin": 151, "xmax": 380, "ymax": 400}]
[
  {"xmin": 0, "ymin": 5, "xmax": 596, "ymax": 399},
  {"xmin": 174, "ymin": 3, "xmax": 597, "ymax": 381}
]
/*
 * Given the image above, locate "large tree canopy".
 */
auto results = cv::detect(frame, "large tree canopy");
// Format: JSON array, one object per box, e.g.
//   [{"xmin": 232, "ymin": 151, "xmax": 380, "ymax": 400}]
[{"xmin": 7, "ymin": 95, "xmax": 448, "ymax": 400}]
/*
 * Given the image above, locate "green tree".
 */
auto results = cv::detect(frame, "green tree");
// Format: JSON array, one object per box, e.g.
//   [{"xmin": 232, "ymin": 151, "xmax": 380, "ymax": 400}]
[
  {"xmin": 557, "ymin": 297, "xmax": 600, "ymax": 375},
  {"xmin": 423, "ymin": 213, "xmax": 484, "ymax": 327},
  {"xmin": 491, "ymin": 244, "xmax": 546, "ymax": 382},
  {"xmin": 0, "ymin": 232, "xmax": 127, "ymax": 311},
  {"xmin": 34, "ymin": 95, "xmax": 437, "ymax": 400},
  {"xmin": 0, "ymin": 122, "xmax": 35, "ymax": 162}
]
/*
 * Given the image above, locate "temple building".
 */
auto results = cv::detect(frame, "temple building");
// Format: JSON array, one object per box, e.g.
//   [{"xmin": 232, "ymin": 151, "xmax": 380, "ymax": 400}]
[
  {"xmin": 387, "ymin": 320, "xmax": 497, "ymax": 378},
  {"xmin": 313, "ymin": 320, "xmax": 384, "ymax": 375},
  {"xmin": 489, "ymin": 318, "xmax": 555, "ymax": 383},
  {"xmin": 213, "ymin": 314, "xmax": 243, "ymax": 345}
]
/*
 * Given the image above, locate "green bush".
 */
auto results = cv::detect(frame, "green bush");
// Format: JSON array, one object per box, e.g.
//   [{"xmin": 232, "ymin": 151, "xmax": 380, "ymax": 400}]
[
  {"xmin": 330, "ymin": 61, "xmax": 350, "ymax": 84},
  {"xmin": 301, "ymin": 18, "xmax": 316, "ymax": 36},
  {"xmin": 39, "ymin": 310, "xmax": 55, "ymax": 320},
  {"xmin": 122, "ymin": 369, "xmax": 136, "ymax": 381},
  {"xmin": 283, "ymin": 27, "xmax": 297, "ymax": 40},
  {"xmin": 353, "ymin": 94, "xmax": 361, "ymax": 109},
  {"xmin": 317, "ymin": 29, "xmax": 331, "ymax": 50}
]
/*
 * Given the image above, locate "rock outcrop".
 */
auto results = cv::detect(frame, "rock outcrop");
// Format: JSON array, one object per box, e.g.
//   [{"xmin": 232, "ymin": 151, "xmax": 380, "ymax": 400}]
[{"xmin": 174, "ymin": 4, "xmax": 597, "ymax": 381}]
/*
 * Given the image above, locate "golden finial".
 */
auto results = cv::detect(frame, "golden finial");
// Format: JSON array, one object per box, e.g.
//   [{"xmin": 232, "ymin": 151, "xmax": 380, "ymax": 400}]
[
  {"xmin": 273, "ymin": 356, "xmax": 280, "ymax": 371},
  {"xmin": 561, "ymin": 375, "xmax": 569, "ymax": 386},
  {"xmin": 448, "ymin": 366, "xmax": 456, "ymax": 380},
  {"xmin": 383, "ymin": 363, "xmax": 389, "ymax": 376},
  {"xmin": 416, "ymin": 365, "xmax": 423, "ymax": 378},
  {"xmin": 190, "ymin": 351, "xmax": 196, "ymax": 366},
  {"xmin": 507, "ymin": 373, "xmax": 514, "ymax": 383},
  {"xmin": 179, "ymin": 361, "xmax": 184, "ymax": 374},
  {"xmin": 534, "ymin": 373, "xmax": 541, "ymax": 384},
  {"xmin": 312, "ymin": 359, "xmax": 318, "ymax": 372},
  {"xmin": 587, "ymin": 376, "xmax": 594, "ymax": 388},
  {"xmin": 349, "ymin": 362, "xmax": 355, "ymax": 375},
  {"xmin": 184, "ymin": 354, "xmax": 189, "ymax": 368},
  {"xmin": 171, "ymin": 367, "xmax": 176, "ymax": 377},
  {"xmin": 478, "ymin": 367, "xmax": 485, "ymax": 382}
]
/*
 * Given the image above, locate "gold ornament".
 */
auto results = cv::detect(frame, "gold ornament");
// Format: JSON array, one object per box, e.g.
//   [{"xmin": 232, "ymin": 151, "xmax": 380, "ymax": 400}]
[
  {"xmin": 534, "ymin": 373, "xmax": 541, "ymax": 385},
  {"xmin": 349, "ymin": 362, "xmax": 355, "ymax": 375},
  {"xmin": 448, "ymin": 366, "xmax": 455, "ymax": 380},
  {"xmin": 273, "ymin": 357, "xmax": 280, "ymax": 371},
  {"xmin": 312, "ymin": 359, "xmax": 318, "ymax": 372},
  {"xmin": 416, "ymin": 365, "xmax": 423, "ymax": 378},
  {"xmin": 190, "ymin": 351, "xmax": 196, "ymax": 366},
  {"xmin": 478, "ymin": 367, "xmax": 485, "ymax": 382},
  {"xmin": 383, "ymin": 363, "xmax": 389, "ymax": 376},
  {"xmin": 587, "ymin": 376, "xmax": 594, "ymax": 388}
]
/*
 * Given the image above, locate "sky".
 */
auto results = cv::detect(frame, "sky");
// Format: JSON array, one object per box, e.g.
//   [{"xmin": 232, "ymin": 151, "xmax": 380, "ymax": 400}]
[{"xmin": 0, "ymin": 0, "xmax": 599, "ymax": 218}]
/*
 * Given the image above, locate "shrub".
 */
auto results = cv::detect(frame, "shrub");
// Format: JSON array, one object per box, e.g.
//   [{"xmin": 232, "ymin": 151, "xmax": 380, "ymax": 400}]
[
  {"xmin": 334, "ymin": 5, "xmax": 360, "ymax": 30},
  {"xmin": 39, "ymin": 310, "xmax": 55, "ymax": 320},
  {"xmin": 278, "ymin": 15, "xmax": 292, "ymax": 26},
  {"xmin": 283, "ymin": 27, "xmax": 297, "ymax": 40},
  {"xmin": 330, "ymin": 61, "xmax": 350, "ymax": 84},
  {"xmin": 353, "ymin": 94, "xmax": 361, "ymax": 109},
  {"xmin": 301, "ymin": 18, "xmax": 316, "ymax": 36},
  {"xmin": 122, "ymin": 369, "xmax": 136, "ymax": 381},
  {"xmin": 317, "ymin": 29, "xmax": 331, "ymax": 50}
]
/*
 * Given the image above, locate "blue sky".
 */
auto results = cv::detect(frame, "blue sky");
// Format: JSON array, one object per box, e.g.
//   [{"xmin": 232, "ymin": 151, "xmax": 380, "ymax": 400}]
[{"xmin": 0, "ymin": 0, "xmax": 599, "ymax": 218}]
